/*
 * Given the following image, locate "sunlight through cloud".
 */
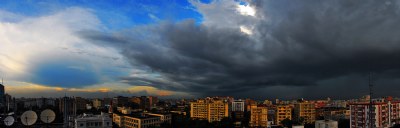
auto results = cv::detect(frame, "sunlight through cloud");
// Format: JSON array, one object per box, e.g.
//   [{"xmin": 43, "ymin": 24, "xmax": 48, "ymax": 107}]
[{"xmin": 237, "ymin": 4, "xmax": 256, "ymax": 16}]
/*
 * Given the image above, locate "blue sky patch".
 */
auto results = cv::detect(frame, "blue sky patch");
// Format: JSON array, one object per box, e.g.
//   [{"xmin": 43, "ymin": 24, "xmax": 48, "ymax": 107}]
[
  {"xmin": 31, "ymin": 62, "xmax": 100, "ymax": 88},
  {"xmin": 0, "ymin": 0, "xmax": 203, "ymax": 30}
]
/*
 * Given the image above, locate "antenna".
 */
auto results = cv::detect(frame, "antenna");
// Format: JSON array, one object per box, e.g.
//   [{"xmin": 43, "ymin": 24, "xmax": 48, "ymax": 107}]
[
  {"xmin": 368, "ymin": 72, "xmax": 374, "ymax": 128},
  {"xmin": 3, "ymin": 116, "xmax": 14, "ymax": 127},
  {"xmin": 21, "ymin": 110, "xmax": 38, "ymax": 126},
  {"xmin": 40, "ymin": 109, "xmax": 56, "ymax": 123}
]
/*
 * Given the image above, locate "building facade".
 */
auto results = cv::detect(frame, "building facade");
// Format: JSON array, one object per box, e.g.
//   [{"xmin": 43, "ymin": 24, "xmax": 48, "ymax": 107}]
[
  {"xmin": 276, "ymin": 105, "xmax": 292, "ymax": 125},
  {"xmin": 349, "ymin": 100, "xmax": 400, "ymax": 128},
  {"xmin": 75, "ymin": 113, "xmax": 112, "ymax": 128},
  {"xmin": 232, "ymin": 99, "xmax": 245, "ymax": 112},
  {"xmin": 113, "ymin": 113, "xmax": 170, "ymax": 128},
  {"xmin": 148, "ymin": 96, "xmax": 158, "ymax": 108},
  {"xmin": 250, "ymin": 104, "xmax": 268, "ymax": 127},
  {"xmin": 294, "ymin": 102, "xmax": 316, "ymax": 124},
  {"xmin": 145, "ymin": 113, "xmax": 172, "ymax": 124},
  {"xmin": 190, "ymin": 99, "xmax": 229, "ymax": 122},
  {"xmin": 0, "ymin": 83, "xmax": 4, "ymax": 107}
]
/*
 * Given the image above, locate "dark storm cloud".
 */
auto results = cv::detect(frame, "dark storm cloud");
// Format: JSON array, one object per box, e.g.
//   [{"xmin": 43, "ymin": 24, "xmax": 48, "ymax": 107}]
[{"xmin": 82, "ymin": 0, "xmax": 400, "ymax": 98}]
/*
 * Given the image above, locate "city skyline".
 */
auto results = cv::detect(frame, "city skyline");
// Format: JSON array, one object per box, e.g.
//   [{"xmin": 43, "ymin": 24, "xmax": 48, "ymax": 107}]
[{"xmin": 1, "ymin": 0, "xmax": 400, "ymax": 99}]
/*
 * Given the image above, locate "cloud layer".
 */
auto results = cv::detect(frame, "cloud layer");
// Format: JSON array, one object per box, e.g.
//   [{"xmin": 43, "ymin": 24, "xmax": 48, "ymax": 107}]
[
  {"xmin": 0, "ymin": 7, "xmax": 128, "ymax": 88},
  {"xmin": 82, "ymin": 0, "xmax": 400, "ymax": 98},
  {"xmin": 2, "ymin": 0, "xmax": 400, "ymax": 99}
]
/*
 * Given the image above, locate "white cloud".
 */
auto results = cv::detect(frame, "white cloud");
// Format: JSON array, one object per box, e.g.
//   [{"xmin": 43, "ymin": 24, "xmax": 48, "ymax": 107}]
[
  {"xmin": 148, "ymin": 14, "xmax": 160, "ymax": 21},
  {"xmin": 190, "ymin": 0, "xmax": 260, "ymax": 36},
  {"xmin": 237, "ymin": 4, "xmax": 256, "ymax": 16},
  {"xmin": 240, "ymin": 25, "xmax": 253, "ymax": 35},
  {"xmin": 0, "ymin": 7, "xmax": 128, "ymax": 87}
]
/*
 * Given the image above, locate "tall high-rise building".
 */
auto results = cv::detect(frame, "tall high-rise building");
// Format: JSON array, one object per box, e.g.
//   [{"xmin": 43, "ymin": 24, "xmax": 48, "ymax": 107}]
[
  {"xmin": 59, "ymin": 97, "xmax": 75, "ymax": 116},
  {"xmin": 140, "ymin": 96, "xmax": 150, "ymax": 110},
  {"xmin": 349, "ymin": 99, "xmax": 400, "ymax": 128},
  {"xmin": 232, "ymin": 99, "xmax": 245, "ymax": 112},
  {"xmin": 276, "ymin": 105, "xmax": 292, "ymax": 125},
  {"xmin": 190, "ymin": 99, "xmax": 229, "ymax": 122},
  {"xmin": 294, "ymin": 101, "xmax": 316, "ymax": 124},
  {"xmin": 60, "ymin": 96, "xmax": 75, "ymax": 128},
  {"xmin": 249, "ymin": 104, "xmax": 268, "ymax": 127},
  {"xmin": 0, "ymin": 82, "xmax": 4, "ymax": 108},
  {"xmin": 74, "ymin": 97, "xmax": 88, "ymax": 111},
  {"xmin": 148, "ymin": 96, "xmax": 158, "ymax": 108}
]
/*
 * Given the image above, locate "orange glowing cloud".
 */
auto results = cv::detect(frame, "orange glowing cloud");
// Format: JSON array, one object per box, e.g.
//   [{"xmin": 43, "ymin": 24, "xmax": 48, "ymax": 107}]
[
  {"xmin": 127, "ymin": 86, "xmax": 174, "ymax": 96},
  {"xmin": 3, "ymin": 81, "xmax": 182, "ymax": 98}
]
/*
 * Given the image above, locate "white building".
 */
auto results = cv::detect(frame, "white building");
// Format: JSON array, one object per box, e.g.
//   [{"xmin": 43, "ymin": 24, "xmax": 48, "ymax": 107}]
[
  {"xmin": 315, "ymin": 120, "xmax": 338, "ymax": 128},
  {"xmin": 74, "ymin": 113, "xmax": 112, "ymax": 128},
  {"xmin": 112, "ymin": 113, "xmax": 169, "ymax": 128},
  {"xmin": 232, "ymin": 99, "xmax": 245, "ymax": 112},
  {"xmin": 145, "ymin": 113, "xmax": 172, "ymax": 124}
]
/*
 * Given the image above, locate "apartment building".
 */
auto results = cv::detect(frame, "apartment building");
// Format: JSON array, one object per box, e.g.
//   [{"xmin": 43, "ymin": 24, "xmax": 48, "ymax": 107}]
[
  {"xmin": 294, "ymin": 101, "xmax": 316, "ymax": 124},
  {"xmin": 250, "ymin": 104, "xmax": 268, "ymax": 127},
  {"xmin": 276, "ymin": 105, "xmax": 292, "ymax": 125},
  {"xmin": 190, "ymin": 99, "xmax": 229, "ymax": 122}
]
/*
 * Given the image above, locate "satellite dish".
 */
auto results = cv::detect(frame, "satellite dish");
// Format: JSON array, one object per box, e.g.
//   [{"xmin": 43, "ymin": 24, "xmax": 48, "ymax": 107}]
[
  {"xmin": 21, "ymin": 110, "xmax": 37, "ymax": 126},
  {"xmin": 40, "ymin": 109, "xmax": 56, "ymax": 123},
  {"xmin": 3, "ymin": 116, "xmax": 14, "ymax": 126}
]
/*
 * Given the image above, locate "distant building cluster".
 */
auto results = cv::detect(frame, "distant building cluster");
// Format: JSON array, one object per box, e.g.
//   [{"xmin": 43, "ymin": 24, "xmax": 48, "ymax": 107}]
[
  {"xmin": 2, "ymin": 81, "xmax": 400, "ymax": 128},
  {"xmin": 183, "ymin": 96, "xmax": 400, "ymax": 128}
]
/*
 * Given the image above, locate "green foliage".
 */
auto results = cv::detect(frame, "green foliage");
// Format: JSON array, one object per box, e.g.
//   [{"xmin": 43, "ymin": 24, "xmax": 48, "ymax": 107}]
[
  {"xmin": 392, "ymin": 124, "xmax": 400, "ymax": 128},
  {"xmin": 281, "ymin": 118, "xmax": 293, "ymax": 128},
  {"xmin": 338, "ymin": 119, "xmax": 350, "ymax": 128}
]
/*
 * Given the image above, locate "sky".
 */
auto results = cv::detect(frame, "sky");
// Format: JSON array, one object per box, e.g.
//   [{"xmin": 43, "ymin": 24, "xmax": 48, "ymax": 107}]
[{"xmin": 1, "ymin": 0, "xmax": 400, "ymax": 100}]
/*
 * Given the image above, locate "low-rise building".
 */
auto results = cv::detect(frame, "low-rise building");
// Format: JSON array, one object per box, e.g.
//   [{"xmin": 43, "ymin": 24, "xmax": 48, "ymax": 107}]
[
  {"xmin": 113, "ymin": 113, "xmax": 171, "ymax": 128},
  {"xmin": 145, "ymin": 113, "xmax": 172, "ymax": 124},
  {"xmin": 315, "ymin": 120, "xmax": 338, "ymax": 128},
  {"xmin": 74, "ymin": 113, "xmax": 112, "ymax": 128}
]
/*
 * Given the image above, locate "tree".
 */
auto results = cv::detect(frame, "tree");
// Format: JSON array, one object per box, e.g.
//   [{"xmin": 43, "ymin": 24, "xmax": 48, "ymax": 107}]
[
  {"xmin": 392, "ymin": 124, "xmax": 400, "ymax": 128},
  {"xmin": 281, "ymin": 118, "xmax": 293, "ymax": 128},
  {"xmin": 217, "ymin": 117, "xmax": 234, "ymax": 128},
  {"xmin": 338, "ymin": 119, "xmax": 350, "ymax": 128}
]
